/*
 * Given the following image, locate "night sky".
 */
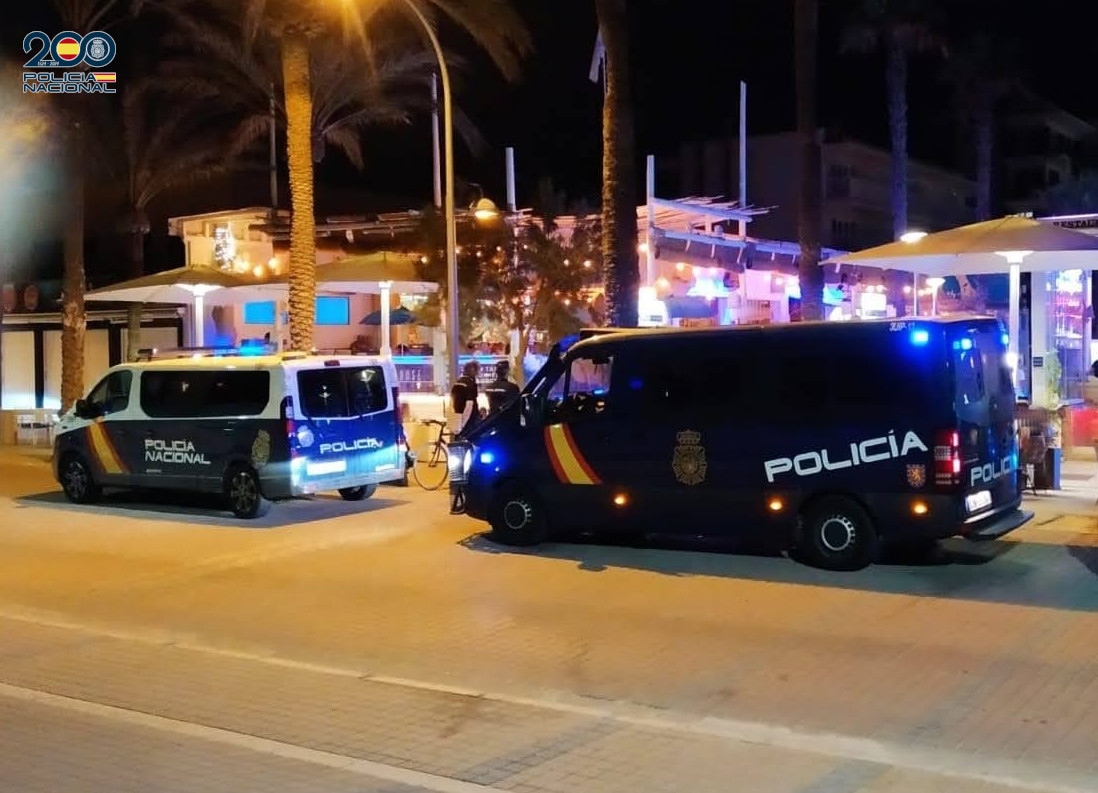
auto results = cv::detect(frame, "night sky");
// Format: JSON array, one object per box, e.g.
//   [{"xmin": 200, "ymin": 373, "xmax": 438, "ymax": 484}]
[{"xmin": 4, "ymin": 0, "xmax": 1096, "ymax": 211}]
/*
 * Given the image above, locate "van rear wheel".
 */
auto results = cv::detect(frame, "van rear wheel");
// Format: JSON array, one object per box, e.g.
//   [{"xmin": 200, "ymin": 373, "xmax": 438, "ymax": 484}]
[
  {"xmin": 488, "ymin": 482, "xmax": 548, "ymax": 547},
  {"xmin": 225, "ymin": 464, "xmax": 271, "ymax": 519},
  {"xmin": 798, "ymin": 496, "xmax": 877, "ymax": 571},
  {"xmin": 339, "ymin": 484, "xmax": 377, "ymax": 501}
]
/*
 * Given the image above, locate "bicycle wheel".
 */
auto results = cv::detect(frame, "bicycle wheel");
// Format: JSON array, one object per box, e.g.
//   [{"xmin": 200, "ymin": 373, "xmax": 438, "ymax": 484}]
[{"xmin": 412, "ymin": 441, "xmax": 449, "ymax": 491}]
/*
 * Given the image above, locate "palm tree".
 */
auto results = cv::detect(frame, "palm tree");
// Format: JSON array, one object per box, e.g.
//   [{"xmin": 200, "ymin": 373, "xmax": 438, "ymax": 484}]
[
  {"xmin": 158, "ymin": 15, "xmax": 485, "ymax": 170},
  {"xmin": 843, "ymin": 0, "xmax": 942, "ymax": 309},
  {"xmin": 174, "ymin": 0, "xmax": 529, "ymax": 352},
  {"xmin": 46, "ymin": 0, "xmax": 163, "ymax": 409},
  {"xmin": 794, "ymin": 0, "xmax": 824, "ymax": 321},
  {"xmin": 941, "ymin": 33, "xmax": 1020, "ymax": 220},
  {"xmin": 594, "ymin": 0, "xmax": 639, "ymax": 328},
  {"xmin": 92, "ymin": 87, "xmax": 236, "ymax": 360}
]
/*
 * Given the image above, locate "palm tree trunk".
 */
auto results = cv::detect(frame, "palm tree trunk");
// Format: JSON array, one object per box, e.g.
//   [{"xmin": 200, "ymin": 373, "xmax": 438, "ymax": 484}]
[
  {"xmin": 281, "ymin": 34, "xmax": 316, "ymax": 351},
  {"xmin": 794, "ymin": 0, "xmax": 824, "ymax": 322},
  {"xmin": 595, "ymin": 0, "xmax": 639, "ymax": 328},
  {"xmin": 126, "ymin": 220, "xmax": 145, "ymax": 361},
  {"xmin": 974, "ymin": 88, "xmax": 994, "ymax": 221},
  {"xmin": 60, "ymin": 146, "xmax": 86, "ymax": 413},
  {"xmin": 886, "ymin": 37, "xmax": 910, "ymax": 312}
]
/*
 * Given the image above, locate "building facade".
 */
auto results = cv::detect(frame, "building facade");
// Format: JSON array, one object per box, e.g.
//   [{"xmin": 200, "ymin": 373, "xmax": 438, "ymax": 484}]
[
  {"xmin": 999, "ymin": 92, "xmax": 1098, "ymax": 211},
  {"xmin": 666, "ymin": 131, "xmax": 978, "ymax": 250}
]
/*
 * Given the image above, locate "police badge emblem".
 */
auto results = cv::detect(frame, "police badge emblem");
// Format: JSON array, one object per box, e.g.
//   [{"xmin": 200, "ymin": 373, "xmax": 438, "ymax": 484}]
[
  {"xmin": 906, "ymin": 463, "xmax": 926, "ymax": 488},
  {"xmin": 672, "ymin": 429, "xmax": 707, "ymax": 486},
  {"xmin": 251, "ymin": 430, "xmax": 271, "ymax": 469}
]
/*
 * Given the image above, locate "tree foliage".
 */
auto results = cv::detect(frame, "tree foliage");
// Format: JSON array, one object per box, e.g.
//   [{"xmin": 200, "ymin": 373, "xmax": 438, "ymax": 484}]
[{"xmin": 412, "ymin": 182, "xmax": 604, "ymax": 379}]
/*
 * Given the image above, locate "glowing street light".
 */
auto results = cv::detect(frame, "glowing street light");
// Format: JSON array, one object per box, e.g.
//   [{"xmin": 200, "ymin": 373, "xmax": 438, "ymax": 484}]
[
  {"xmin": 472, "ymin": 197, "xmax": 500, "ymax": 222},
  {"xmin": 900, "ymin": 230, "xmax": 927, "ymax": 244}
]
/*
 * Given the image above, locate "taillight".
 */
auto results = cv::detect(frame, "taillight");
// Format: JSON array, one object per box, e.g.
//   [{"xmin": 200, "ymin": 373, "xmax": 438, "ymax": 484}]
[
  {"xmin": 392, "ymin": 386, "xmax": 408, "ymax": 452},
  {"xmin": 934, "ymin": 428, "xmax": 962, "ymax": 487},
  {"xmin": 281, "ymin": 396, "xmax": 298, "ymax": 457}
]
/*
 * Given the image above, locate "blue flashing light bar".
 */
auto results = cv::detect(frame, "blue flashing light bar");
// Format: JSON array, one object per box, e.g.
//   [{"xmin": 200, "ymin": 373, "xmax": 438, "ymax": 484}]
[
  {"xmin": 952, "ymin": 337, "xmax": 973, "ymax": 351},
  {"xmin": 910, "ymin": 328, "xmax": 930, "ymax": 346}
]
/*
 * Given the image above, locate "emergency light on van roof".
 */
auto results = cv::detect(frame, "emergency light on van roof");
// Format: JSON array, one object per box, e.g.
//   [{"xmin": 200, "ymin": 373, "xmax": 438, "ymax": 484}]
[{"xmin": 136, "ymin": 342, "xmax": 278, "ymax": 360}]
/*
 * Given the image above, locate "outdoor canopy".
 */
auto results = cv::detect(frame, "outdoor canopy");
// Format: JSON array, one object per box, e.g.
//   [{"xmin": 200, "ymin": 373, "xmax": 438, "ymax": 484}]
[
  {"xmin": 821, "ymin": 215, "xmax": 1098, "ymax": 276},
  {"xmin": 821, "ymin": 214, "xmax": 1098, "ymax": 368}
]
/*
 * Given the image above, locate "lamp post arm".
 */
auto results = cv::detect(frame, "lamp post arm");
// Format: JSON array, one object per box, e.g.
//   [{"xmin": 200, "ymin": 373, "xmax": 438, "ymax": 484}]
[{"xmin": 398, "ymin": 0, "xmax": 458, "ymax": 391}]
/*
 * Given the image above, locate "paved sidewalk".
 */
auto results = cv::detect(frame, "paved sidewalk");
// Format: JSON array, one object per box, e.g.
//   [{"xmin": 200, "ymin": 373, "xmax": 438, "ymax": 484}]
[{"xmin": 1, "ymin": 614, "xmax": 1093, "ymax": 793}]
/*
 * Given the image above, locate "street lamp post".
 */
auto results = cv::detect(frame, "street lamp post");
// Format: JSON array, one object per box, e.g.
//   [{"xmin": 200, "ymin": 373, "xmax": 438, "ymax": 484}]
[
  {"xmin": 399, "ymin": 0, "xmax": 459, "ymax": 391},
  {"xmin": 926, "ymin": 276, "xmax": 945, "ymax": 316}
]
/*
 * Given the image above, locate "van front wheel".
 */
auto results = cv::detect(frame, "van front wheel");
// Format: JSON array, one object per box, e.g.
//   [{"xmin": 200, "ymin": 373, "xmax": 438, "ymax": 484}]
[
  {"xmin": 798, "ymin": 496, "xmax": 877, "ymax": 571},
  {"xmin": 60, "ymin": 454, "xmax": 101, "ymax": 505},
  {"xmin": 225, "ymin": 464, "xmax": 271, "ymax": 519},
  {"xmin": 488, "ymin": 482, "xmax": 548, "ymax": 547}
]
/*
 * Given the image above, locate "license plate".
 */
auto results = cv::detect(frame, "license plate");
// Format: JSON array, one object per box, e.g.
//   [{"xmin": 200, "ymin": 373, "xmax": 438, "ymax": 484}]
[
  {"xmin": 966, "ymin": 490, "xmax": 992, "ymax": 513},
  {"xmin": 307, "ymin": 460, "xmax": 346, "ymax": 476}
]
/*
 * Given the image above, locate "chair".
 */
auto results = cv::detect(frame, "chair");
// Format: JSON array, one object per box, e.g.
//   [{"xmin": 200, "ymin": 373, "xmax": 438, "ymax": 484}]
[{"xmin": 15, "ymin": 413, "xmax": 51, "ymax": 447}]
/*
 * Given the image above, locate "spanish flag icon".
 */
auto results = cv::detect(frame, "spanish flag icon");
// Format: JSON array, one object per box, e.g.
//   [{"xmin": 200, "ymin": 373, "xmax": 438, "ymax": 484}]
[
  {"xmin": 55, "ymin": 36, "xmax": 81, "ymax": 62},
  {"xmin": 91, "ymin": 72, "xmax": 117, "ymax": 83}
]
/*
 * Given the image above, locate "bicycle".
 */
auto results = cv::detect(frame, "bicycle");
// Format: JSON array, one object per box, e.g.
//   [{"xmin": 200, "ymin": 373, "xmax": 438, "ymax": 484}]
[{"xmin": 411, "ymin": 419, "xmax": 451, "ymax": 491}]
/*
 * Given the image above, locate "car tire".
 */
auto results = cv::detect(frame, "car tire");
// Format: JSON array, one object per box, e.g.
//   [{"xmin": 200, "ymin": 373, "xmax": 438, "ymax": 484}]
[
  {"xmin": 488, "ymin": 482, "xmax": 548, "ymax": 547},
  {"xmin": 59, "ymin": 453, "xmax": 101, "ymax": 505},
  {"xmin": 798, "ymin": 496, "xmax": 878, "ymax": 571},
  {"xmin": 225, "ymin": 464, "xmax": 271, "ymax": 519},
  {"xmin": 338, "ymin": 484, "xmax": 378, "ymax": 501}
]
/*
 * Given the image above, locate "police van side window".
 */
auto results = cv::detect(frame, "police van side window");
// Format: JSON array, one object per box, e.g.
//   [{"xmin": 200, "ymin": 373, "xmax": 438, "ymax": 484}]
[
  {"xmin": 548, "ymin": 354, "xmax": 612, "ymax": 422},
  {"xmin": 140, "ymin": 371, "xmax": 270, "ymax": 418},
  {"xmin": 87, "ymin": 370, "xmax": 133, "ymax": 416}
]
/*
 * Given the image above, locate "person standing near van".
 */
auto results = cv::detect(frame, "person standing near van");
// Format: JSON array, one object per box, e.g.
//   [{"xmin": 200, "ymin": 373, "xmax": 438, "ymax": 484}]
[
  {"xmin": 451, "ymin": 361, "xmax": 481, "ymax": 436},
  {"xmin": 485, "ymin": 360, "xmax": 520, "ymax": 415}
]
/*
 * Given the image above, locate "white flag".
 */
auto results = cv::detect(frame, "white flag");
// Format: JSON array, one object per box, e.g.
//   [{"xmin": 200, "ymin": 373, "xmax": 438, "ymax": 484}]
[{"xmin": 589, "ymin": 30, "xmax": 605, "ymax": 84}]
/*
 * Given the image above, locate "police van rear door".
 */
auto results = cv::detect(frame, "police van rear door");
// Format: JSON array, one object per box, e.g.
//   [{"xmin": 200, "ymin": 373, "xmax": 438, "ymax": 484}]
[
  {"xmin": 294, "ymin": 362, "xmax": 400, "ymax": 485},
  {"xmin": 949, "ymin": 321, "xmax": 1018, "ymax": 516}
]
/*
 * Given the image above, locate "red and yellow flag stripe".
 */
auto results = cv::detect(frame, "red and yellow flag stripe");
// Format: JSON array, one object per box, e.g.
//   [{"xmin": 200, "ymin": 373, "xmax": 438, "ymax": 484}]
[
  {"xmin": 544, "ymin": 424, "xmax": 601, "ymax": 485},
  {"xmin": 87, "ymin": 421, "xmax": 126, "ymax": 475},
  {"xmin": 91, "ymin": 73, "xmax": 117, "ymax": 83}
]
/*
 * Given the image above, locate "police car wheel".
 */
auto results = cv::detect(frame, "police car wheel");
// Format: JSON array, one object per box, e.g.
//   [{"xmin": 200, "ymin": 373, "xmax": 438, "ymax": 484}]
[
  {"xmin": 225, "ymin": 465, "xmax": 271, "ymax": 519},
  {"xmin": 800, "ymin": 497, "xmax": 877, "ymax": 571},
  {"xmin": 488, "ymin": 483, "xmax": 547, "ymax": 547},
  {"xmin": 338, "ymin": 484, "xmax": 377, "ymax": 501},
  {"xmin": 60, "ymin": 454, "xmax": 101, "ymax": 504}
]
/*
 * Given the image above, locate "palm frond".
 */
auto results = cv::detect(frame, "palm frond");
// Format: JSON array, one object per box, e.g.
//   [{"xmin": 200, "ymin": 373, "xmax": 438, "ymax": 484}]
[
  {"xmin": 416, "ymin": 0, "xmax": 531, "ymax": 81},
  {"xmin": 323, "ymin": 126, "xmax": 366, "ymax": 169}
]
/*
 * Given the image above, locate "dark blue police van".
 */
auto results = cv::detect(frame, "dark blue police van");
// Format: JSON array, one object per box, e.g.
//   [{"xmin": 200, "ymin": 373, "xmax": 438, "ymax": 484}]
[{"xmin": 447, "ymin": 316, "xmax": 1032, "ymax": 570}]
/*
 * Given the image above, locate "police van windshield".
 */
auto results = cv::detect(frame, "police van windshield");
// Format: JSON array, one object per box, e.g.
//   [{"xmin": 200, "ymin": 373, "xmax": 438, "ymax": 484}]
[{"xmin": 297, "ymin": 367, "xmax": 387, "ymax": 418}]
